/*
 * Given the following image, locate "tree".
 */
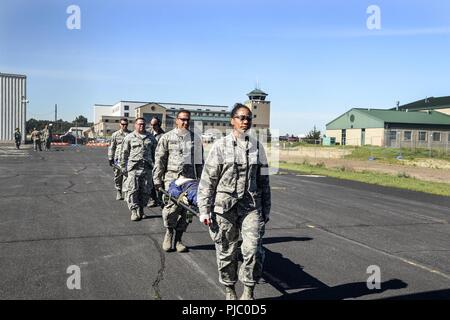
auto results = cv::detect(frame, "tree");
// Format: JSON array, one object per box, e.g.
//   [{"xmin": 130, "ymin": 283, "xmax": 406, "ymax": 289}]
[
  {"xmin": 73, "ymin": 115, "xmax": 88, "ymax": 127},
  {"xmin": 305, "ymin": 125, "xmax": 321, "ymax": 143}
]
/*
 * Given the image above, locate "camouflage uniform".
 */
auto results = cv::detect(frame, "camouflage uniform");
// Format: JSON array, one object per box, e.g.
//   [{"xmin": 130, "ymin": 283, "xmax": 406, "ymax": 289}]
[
  {"xmin": 14, "ymin": 130, "xmax": 21, "ymax": 149},
  {"xmin": 197, "ymin": 133, "xmax": 271, "ymax": 287},
  {"xmin": 153, "ymin": 128, "xmax": 204, "ymax": 232},
  {"xmin": 147, "ymin": 128, "xmax": 165, "ymax": 206},
  {"xmin": 108, "ymin": 128, "xmax": 131, "ymax": 193},
  {"xmin": 31, "ymin": 130, "xmax": 42, "ymax": 151},
  {"xmin": 41, "ymin": 128, "xmax": 50, "ymax": 150},
  {"xmin": 120, "ymin": 131, "xmax": 157, "ymax": 211},
  {"xmin": 151, "ymin": 128, "xmax": 165, "ymax": 143}
]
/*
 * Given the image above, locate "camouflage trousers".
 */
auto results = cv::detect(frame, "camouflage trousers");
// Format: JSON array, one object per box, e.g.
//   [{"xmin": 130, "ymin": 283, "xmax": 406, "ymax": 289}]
[
  {"xmin": 162, "ymin": 180, "xmax": 189, "ymax": 232},
  {"xmin": 209, "ymin": 202, "xmax": 266, "ymax": 287},
  {"xmin": 124, "ymin": 166, "xmax": 154, "ymax": 211},
  {"xmin": 113, "ymin": 165, "xmax": 124, "ymax": 192}
]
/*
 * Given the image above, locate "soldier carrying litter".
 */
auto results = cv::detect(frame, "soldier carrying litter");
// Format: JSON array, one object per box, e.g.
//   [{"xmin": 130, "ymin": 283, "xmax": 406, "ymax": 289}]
[
  {"xmin": 147, "ymin": 117, "xmax": 165, "ymax": 207},
  {"xmin": 197, "ymin": 103, "xmax": 271, "ymax": 300},
  {"xmin": 153, "ymin": 110, "xmax": 204, "ymax": 253},
  {"xmin": 120, "ymin": 117, "xmax": 158, "ymax": 221},
  {"xmin": 108, "ymin": 118, "xmax": 131, "ymax": 201}
]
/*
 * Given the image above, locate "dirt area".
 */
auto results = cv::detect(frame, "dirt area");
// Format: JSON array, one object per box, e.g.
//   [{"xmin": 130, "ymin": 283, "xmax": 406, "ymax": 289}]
[{"xmin": 278, "ymin": 150, "xmax": 450, "ymax": 184}]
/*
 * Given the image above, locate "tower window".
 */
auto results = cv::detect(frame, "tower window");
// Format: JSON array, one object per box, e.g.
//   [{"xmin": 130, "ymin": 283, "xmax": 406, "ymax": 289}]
[
  {"xmin": 254, "ymin": 106, "xmax": 257, "ymax": 110},
  {"xmin": 124, "ymin": 105, "xmax": 129, "ymax": 111}
]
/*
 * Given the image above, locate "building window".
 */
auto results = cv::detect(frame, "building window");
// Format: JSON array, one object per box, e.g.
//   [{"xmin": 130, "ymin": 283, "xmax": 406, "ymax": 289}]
[
  {"xmin": 106, "ymin": 130, "xmax": 111, "ymax": 134},
  {"xmin": 124, "ymin": 112, "xmax": 129, "ymax": 117},
  {"xmin": 254, "ymin": 106, "xmax": 257, "ymax": 110},
  {"xmin": 418, "ymin": 131, "xmax": 427, "ymax": 142},
  {"xmin": 254, "ymin": 114, "xmax": 257, "ymax": 118},
  {"xmin": 388, "ymin": 131, "xmax": 397, "ymax": 140},
  {"xmin": 433, "ymin": 132, "xmax": 441, "ymax": 142},
  {"xmin": 105, "ymin": 119, "xmax": 109, "ymax": 123},
  {"xmin": 404, "ymin": 131, "xmax": 412, "ymax": 141},
  {"xmin": 115, "ymin": 120, "xmax": 119, "ymax": 123},
  {"xmin": 124, "ymin": 105, "xmax": 129, "ymax": 111}
]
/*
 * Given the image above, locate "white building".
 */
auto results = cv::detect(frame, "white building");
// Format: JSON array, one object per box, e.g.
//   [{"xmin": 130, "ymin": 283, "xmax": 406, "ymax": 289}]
[{"xmin": 93, "ymin": 101, "xmax": 148, "ymax": 124}]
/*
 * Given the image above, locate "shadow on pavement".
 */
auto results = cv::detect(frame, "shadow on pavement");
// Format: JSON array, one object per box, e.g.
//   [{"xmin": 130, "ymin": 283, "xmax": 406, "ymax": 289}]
[
  {"xmin": 379, "ymin": 289, "xmax": 450, "ymax": 300},
  {"xmin": 262, "ymin": 247, "xmax": 408, "ymax": 300}
]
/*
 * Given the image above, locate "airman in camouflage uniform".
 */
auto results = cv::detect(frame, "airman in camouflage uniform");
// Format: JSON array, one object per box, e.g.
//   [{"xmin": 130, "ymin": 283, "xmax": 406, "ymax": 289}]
[
  {"xmin": 197, "ymin": 104, "xmax": 271, "ymax": 300},
  {"xmin": 108, "ymin": 119, "xmax": 131, "ymax": 200},
  {"xmin": 153, "ymin": 110, "xmax": 204, "ymax": 253},
  {"xmin": 147, "ymin": 117, "xmax": 165, "ymax": 207},
  {"xmin": 120, "ymin": 117, "xmax": 157, "ymax": 221},
  {"xmin": 41, "ymin": 125, "xmax": 50, "ymax": 151}
]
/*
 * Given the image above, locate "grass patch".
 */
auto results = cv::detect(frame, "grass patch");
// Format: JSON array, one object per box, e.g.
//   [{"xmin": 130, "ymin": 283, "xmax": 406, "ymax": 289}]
[
  {"xmin": 278, "ymin": 162, "xmax": 450, "ymax": 197},
  {"xmin": 345, "ymin": 146, "xmax": 450, "ymax": 163}
]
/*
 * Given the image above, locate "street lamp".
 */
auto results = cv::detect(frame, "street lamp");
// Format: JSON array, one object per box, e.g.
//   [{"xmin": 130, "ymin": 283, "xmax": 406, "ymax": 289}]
[{"xmin": 21, "ymin": 96, "xmax": 29, "ymax": 143}]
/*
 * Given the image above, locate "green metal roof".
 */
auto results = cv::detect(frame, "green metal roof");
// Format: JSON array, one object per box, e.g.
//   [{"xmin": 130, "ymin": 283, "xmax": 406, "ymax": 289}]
[
  {"xmin": 393, "ymin": 96, "xmax": 450, "ymax": 111},
  {"xmin": 247, "ymin": 89, "xmax": 268, "ymax": 96},
  {"xmin": 327, "ymin": 108, "xmax": 450, "ymax": 130},
  {"xmin": 355, "ymin": 109, "xmax": 450, "ymax": 125}
]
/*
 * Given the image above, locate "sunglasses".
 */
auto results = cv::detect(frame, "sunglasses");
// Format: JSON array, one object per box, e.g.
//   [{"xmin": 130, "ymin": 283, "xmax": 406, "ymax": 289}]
[
  {"xmin": 233, "ymin": 115, "xmax": 253, "ymax": 122},
  {"xmin": 177, "ymin": 118, "xmax": 190, "ymax": 122},
  {"xmin": 120, "ymin": 123, "xmax": 128, "ymax": 125}
]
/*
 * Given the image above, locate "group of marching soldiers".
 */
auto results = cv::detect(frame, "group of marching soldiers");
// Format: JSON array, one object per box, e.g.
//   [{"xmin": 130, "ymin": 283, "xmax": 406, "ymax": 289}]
[{"xmin": 107, "ymin": 104, "xmax": 271, "ymax": 300}]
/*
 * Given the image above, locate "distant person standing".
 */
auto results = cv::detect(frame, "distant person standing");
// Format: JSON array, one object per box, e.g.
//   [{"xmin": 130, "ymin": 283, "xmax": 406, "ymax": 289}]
[
  {"xmin": 14, "ymin": 128, "xmax": 22, "ymax": 149},
  {"xmin": 41, "ymin": 124, "xmax": 51, "ymax": 151},
  {"xmin": 31, "ymin": 128, "xmax": 42, "ymax": 151},
  {"xmin": 108, "ymin": 118, "xmax": 131, "ymax": 201}
]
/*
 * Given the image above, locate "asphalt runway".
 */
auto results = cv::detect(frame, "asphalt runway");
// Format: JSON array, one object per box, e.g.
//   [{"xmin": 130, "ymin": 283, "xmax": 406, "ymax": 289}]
[{"xmin": 0, "ymin": 145, "xmax": 449, "ymax": 300}]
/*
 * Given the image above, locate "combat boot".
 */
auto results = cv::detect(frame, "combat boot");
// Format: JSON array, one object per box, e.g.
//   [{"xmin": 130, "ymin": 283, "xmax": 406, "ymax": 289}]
[
  {"xmin": 162, "ymin": 228, "xmax": 174, "ymax": 252},
  {"xmin": 240, "ymin": 285, "xmax": 255, "ymax": 300},
  {"xmin": 138, "ymin": 207, "xmax": 145, "ymax": 218},
  {"xmin": 174, "ymin": 231, "xmax": 188, "ymax": 253},
  {"xmin": 131, "ymin": 209, "xmax": 141, "ymax": 221},
  {"xmin": 225, "ymin": 285, "xmax": 237, "ymax": 300},
  {"xmin": 116, "ymin": 190, "xmax": 123, "ymax": 201}
]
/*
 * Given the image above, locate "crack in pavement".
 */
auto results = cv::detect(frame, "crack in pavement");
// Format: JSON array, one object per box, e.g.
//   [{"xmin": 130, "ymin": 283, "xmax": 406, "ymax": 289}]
[
  {"xmin": 74, "ymin": 166, "xmax": 87, "ymax": 175},
  {"xmin": 148, "ymin": 234, "xmax": 166, "ymax": 300}
]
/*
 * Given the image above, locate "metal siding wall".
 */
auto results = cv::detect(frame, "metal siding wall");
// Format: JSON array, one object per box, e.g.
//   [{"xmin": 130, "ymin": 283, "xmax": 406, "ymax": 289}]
[{"xmin": 0, "ymin": 74, "xmax": 26, "ymax": 142}]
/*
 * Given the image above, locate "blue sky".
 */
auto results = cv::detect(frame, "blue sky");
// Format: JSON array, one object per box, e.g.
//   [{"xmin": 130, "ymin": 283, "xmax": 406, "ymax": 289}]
[{"xmin": 1, "ymin": 0, "xmax": 450, "ymax": 135}]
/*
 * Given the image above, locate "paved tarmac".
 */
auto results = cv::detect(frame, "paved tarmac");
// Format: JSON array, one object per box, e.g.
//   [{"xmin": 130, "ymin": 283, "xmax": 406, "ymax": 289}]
[{"xmin": 0, "ymin": 145, "xmax": 449, "ymax": 300}]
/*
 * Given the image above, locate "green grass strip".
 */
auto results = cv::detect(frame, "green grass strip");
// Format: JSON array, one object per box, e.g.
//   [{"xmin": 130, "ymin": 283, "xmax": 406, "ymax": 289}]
[{"xmin": 278, "ymin": 162, "xmax": 450, "ymax": 197}]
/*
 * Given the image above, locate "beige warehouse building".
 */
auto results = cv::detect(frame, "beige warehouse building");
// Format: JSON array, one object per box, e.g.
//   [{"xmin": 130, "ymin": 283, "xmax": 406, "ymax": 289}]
[{"xmin": 326, "ymin": 108, "xmax": 450, "ymax": 148}]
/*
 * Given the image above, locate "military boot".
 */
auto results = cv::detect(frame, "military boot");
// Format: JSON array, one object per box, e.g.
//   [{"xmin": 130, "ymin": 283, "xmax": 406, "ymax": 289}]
[
  {"xmin": 116, "ymin": 190, "xmax": 123, "ymax": 201},
  {"xmin": 130, "ymin": 209, "xmax": 141, "ymax": 221},
  {"xmin": 162, "ymin": 228, "xmax": 174, "ymax": 252},
  {"xmin": 225, "ymin": 285, "xmax": 237, "ymax": 300},
  {"xmin": 174, "ymin": 231, "xmax": 188, "ymax": 253},
  {"xmin": 240, "ymin": 285, "xmax": 255, "ymax": 300},
  {"xmin": 138, "ymin": 206, "xmax": 145, "ymax": 218}
]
